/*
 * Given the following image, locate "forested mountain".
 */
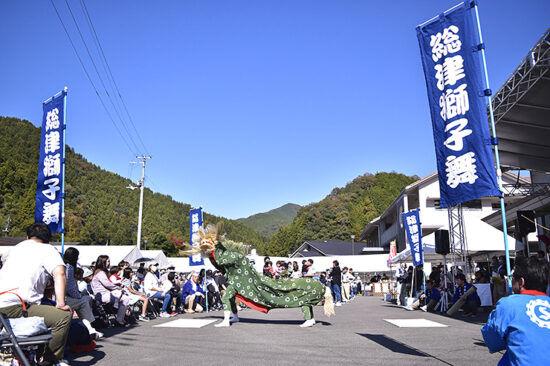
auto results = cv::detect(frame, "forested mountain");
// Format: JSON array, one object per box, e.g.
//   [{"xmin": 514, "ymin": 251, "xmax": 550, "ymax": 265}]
[
  {"xmin": 263, "ymin": 172, "xmax": 418, "ymax": 256},
  {"xmin": 0, "ymin": 116, "xmax": 267, "ymax": 255},
  {"xmin": 237, "ymin": 203, "xmax": 301, "ymax": 238}
]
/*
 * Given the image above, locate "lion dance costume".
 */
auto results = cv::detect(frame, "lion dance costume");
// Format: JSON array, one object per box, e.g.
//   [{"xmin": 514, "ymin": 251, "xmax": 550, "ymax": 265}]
[{"xmin": 182, "ymin": 223, "xmax": 334, "ymax": 327}]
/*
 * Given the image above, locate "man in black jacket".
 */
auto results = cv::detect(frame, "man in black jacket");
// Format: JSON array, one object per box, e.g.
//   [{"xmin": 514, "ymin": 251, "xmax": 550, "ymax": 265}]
[{"xmin": 330, "ymin": 260, "xmax": 343, "ymax": 306}]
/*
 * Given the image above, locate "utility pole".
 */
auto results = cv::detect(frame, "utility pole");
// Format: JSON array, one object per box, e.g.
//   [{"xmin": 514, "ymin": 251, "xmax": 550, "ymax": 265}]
[
  {"xmin": 351, "ymin": 235, "xmax": 355, "ymax": 255},
  {"xmin": 128, "ymin": 156, "xmax": 152, "ymax": 249}
]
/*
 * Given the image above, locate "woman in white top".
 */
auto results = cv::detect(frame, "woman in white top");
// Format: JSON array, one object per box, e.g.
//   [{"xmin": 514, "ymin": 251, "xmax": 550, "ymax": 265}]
[{"xmin": 143, "ymin": 264, "xmax": 173, "ymax": 318}]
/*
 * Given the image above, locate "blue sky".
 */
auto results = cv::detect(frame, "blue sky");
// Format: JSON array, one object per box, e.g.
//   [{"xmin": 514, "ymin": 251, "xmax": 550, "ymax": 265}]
[{"xmin": 1, "ymin": 1, "xmax": 548, "ymax": 219}]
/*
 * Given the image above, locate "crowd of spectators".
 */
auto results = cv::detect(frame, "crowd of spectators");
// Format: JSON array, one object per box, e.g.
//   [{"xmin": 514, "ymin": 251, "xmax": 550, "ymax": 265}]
[
  {"xmin": 0, "ymin": 223, "xmax": 233, "ymax": 366},
  {"xmin": 260, "ymin": 257, "xmax": 363, "ymax": 307}
]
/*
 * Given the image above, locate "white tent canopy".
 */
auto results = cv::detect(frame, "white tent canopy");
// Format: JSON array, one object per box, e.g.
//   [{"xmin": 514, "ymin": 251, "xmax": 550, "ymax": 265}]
[
  {"xmin": 138, "ymin": 250, "xmax": 172, "ymax": 268},
  {"xmin": 53, "ymin": 245, "xmax": 143, "ymax": 267},
  {"xmin": 391, "ymin": 216, "xmax": 521, "ymax": 264}
]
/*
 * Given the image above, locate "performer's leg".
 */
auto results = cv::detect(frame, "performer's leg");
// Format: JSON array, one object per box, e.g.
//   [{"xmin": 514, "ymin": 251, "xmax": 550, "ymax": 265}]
[
  {"xmin": 216, "ymin": 285, "xmax": 237, "ymax": 327},
  {"xmin": 300, "ymin": 305, "xmax": 315, "ymax": 327},
  {"xmin": 301, "ymin": 305, "xmax": 312, "ymax": 320}
]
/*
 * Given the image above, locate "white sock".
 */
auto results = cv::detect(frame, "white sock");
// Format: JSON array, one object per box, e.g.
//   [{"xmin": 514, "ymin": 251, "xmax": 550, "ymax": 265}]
[{"xmin": 82, "ymin": 319, "xmax": 97, "ymax": 334}]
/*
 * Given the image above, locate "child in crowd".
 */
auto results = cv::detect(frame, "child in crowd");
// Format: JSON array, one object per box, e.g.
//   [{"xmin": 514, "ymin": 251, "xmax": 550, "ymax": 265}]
[
  {"xmin": 109, "ymin": 266, "xmax": 122, "ymax": 285},
  {"xmin": 121, "ymin": 267, "xmax": 150, "ymax": 322}
]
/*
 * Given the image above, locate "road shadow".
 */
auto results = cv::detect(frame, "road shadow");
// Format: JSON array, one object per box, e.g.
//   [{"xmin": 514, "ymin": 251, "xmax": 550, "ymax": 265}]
[
  {"xmin": 66, "ymin": 348, "xmax": 106, "ymax": 365},
  {"xmin": 358, "ymin": 333, "xmax": 453, "ymax": 365},
  {"xmin": 237, "ymin": 318, "xmax": 331, "ymax": 326}
]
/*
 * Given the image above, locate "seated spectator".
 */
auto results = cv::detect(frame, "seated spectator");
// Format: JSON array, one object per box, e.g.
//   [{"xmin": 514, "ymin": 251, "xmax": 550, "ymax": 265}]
[
  {"xmin": 181, "ymin": 272, "xmax": 205, "ymax": 313},
  {"xmin": 109, "ymin": 266, "xmax": 122, "ymax": 285},
  {"xmin": 78, "ymin": 267, "xmax": 94, "ymax": 296},
  {"xmin": 451, "ymin": 273, "xmax": 480, "ymax": 316},
  {"xmin": 63, "ymin": 247, "xmax": 103, "ymax": 339},
  {"xmin": 143, "ymin": 263, "xmax": 173, "ymax": 318},
  {"xmin": 303, "ymin": 259, "xmax": 316, "ymax": 278},
  {"xmin": 136, "ymin": 262, "xmax": 146, "ymax": 281},
  {"xmin": 214, "ymin": 270, "xmax": 228, "ymax": 295},
  {"xmin": 91, "ymin": 255, "xmax": 130, "ymax": 326},
  {"xmin": 263, "ymin": 261, "xmax": 274, "ymax": 278},
  {"xmin": 0, "ymin": 223, "xmax": 72, "ymax": 366},
  {"xmin": 120, "ymin": 267, "xmax": 150, "ymax": 321},
  {"xmin": 291, "ymin": 262, "xmax": 301, "ymax": 279},
  {"xmin": 204, "ymin": 269, "xmax": 222, "ymax": 310},
  {"xmin": 406, "ymin": 279, "xmax": 441, "ymax": 312},
  {"xmin": 482, "ymin": 256, "xmax": 550, "ymax": 365},
  {"xmin": 166, "ymin": 272, "xmax": 184, "ymax": 312}
]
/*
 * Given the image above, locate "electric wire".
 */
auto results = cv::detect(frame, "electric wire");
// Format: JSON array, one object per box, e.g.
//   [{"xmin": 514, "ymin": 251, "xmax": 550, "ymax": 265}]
[
  {"xmin": 49, "ymin": 0, "xmax": 137, "ymax": 156},
  {"xmin": 79, "ymin": 0, "xmax": 151, "ymax": 157},
  {"xmin": 62, "ymin": 0, "xmax": 143, "ymax": 155}
]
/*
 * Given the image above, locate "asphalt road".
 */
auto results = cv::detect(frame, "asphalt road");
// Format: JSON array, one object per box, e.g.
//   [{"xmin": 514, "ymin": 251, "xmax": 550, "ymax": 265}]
[{"xmin": 67, "ymin": 296, "xmax": 502, "ymax": 366}]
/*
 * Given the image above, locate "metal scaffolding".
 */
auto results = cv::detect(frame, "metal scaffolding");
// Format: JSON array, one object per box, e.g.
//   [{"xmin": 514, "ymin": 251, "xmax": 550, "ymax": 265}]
[{"xmin": 448, "ymin": 204, "xmax": 469, "ymax": 278}]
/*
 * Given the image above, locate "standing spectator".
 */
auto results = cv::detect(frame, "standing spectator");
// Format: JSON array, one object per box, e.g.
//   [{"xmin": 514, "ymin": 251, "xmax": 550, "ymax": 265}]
[
  {"xmin": 341, "ymin": 267, "xmax": 353, "ymax": 302},
  {"xmin": 330, "ymin": 260, "xmax": 343, "ymax": 306},
  {"xmin": 349, "ymin": 268, "xmax": 357, "ymax": 298},
  {"xmin": 91, "ymin": 255, "xmax": 130, "ymax": 326},
  {"xmin": 143, "ymin": 263, "xmax": 173, "ymax": 318},
  {"xmin": 482, "ymin": 256, "xmax": 550, "ymax": 365},
  {"xmin": 0, "ymin": 223, "xmax": 72, "ymax": 366},
  {"xmin": 63, "ymin": 247, "xmax": 103, "ymax": 339}
]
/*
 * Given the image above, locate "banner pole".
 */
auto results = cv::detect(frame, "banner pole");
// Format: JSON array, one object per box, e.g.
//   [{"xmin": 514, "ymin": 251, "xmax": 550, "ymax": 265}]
[
  {"xmin": 472, "ymin": 3, "xmax": 512, "ymax": 290},
  {"xmin": 61, "ymin": 86, "xmax": 68, "ymax": 255}
]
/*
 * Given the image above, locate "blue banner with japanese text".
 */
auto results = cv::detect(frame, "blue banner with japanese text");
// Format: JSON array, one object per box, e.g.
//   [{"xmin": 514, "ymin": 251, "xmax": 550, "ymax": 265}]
[
  {"xmin": 417, "ymin": 3, "xmax": 500, "ymax": 207},
  {"xmin": 402, "ymin": 210, "xmax": 423, "ymax": 267},
  {"xmin": 189, "ymin": 207, "xmax": 204, "ymax": 266},
  {"xmin": 35, "ymin": 92, "xmax": 66, "ymax": 233}
]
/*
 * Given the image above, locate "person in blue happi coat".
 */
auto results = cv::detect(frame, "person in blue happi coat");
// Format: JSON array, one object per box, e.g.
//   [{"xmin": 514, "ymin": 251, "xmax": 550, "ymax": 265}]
[
  {"xmin": 181, "ymin": 272, "xmax": 206, "ymax": 313},
  {"xmin": 482, "ymin": 256, "xmax": 550, "ymax": 366},
  {"xmin": 451, "ymin": 272, "xmax": 481, "ymax": 316}
]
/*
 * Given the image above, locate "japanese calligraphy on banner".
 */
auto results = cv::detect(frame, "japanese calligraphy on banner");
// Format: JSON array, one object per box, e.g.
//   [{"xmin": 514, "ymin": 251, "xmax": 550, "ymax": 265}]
[
  {"xmin": 402, "ymin": 210, "xmax": 423, "ymax": 267},
  {"xmin": 417, "ymin": 2, "xmax": 500, "ymax": 208},
  {"xmin": 189, "ymin": 207, "xmax": 204, "ymax": 266},
  {"xmin": 35, "ymin": 91, "xmax": 66, "ymax": 233}
]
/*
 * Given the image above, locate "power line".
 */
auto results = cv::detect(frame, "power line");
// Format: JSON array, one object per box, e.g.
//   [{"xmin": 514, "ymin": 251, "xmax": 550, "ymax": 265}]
[
  {"xmin": 62, "ymin": 0, "xmax": 143, "ymax": 155},
  {"xmin": 49, "ymin": 0, "xmax": 137, "ymax": 156},
  {"xmin": 79, "ymin": 0, "xmax": 151, "ymax": 157}
]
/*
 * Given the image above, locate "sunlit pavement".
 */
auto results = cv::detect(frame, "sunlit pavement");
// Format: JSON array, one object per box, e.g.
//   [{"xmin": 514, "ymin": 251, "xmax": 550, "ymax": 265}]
[{"xmin": 67, "ymin": 296, "xmax": 501, "ymax": 365}]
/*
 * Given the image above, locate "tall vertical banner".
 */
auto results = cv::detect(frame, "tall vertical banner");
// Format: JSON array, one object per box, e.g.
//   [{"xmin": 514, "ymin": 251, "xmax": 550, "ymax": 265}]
[
  {"xmin": 402, "ymin": 210, "xmax": 423, "ymax": 267},
  {"xmin": 417, "ymin": 2, "xmax": 500, "ymax": 208},
  {"xmin": 35, "ymin": 90, "xmax": 66, "ymax": 234},
  {"xmin": 189, "ymin": 207, "xmax": 204, "ymax": 266}
]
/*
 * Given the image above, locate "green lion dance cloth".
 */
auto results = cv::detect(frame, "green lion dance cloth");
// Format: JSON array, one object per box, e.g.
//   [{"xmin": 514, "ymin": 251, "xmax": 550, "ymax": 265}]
[{"xmin": 182, "ymin": 224, "xmax": 334, "ymax": 327}]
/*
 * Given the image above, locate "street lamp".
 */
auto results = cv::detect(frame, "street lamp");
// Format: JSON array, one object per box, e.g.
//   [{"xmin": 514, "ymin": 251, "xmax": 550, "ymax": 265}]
[
  {"xmin": 351, "ymin": 235, "xmax": 355, "ymax": 255},
  {"xmin": 144, "ymin": 239, "xmax": 148, "ymax": 250}
]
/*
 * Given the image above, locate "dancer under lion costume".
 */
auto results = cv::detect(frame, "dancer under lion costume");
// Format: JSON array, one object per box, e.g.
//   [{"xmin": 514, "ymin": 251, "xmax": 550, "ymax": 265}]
[{"xmin": 181, "ymin": 223, "xmax": 334, "ymax": 327}]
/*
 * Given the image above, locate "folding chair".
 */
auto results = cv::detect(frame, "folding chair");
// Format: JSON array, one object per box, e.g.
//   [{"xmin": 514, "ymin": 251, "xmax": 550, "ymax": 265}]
[
  {"xmin": 0, "ymin": 312, "xmax": 52, "ymax": 366},
  {"xmin": 92, "ymin": 294, "xmax": 118, "ymax": 328}
]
